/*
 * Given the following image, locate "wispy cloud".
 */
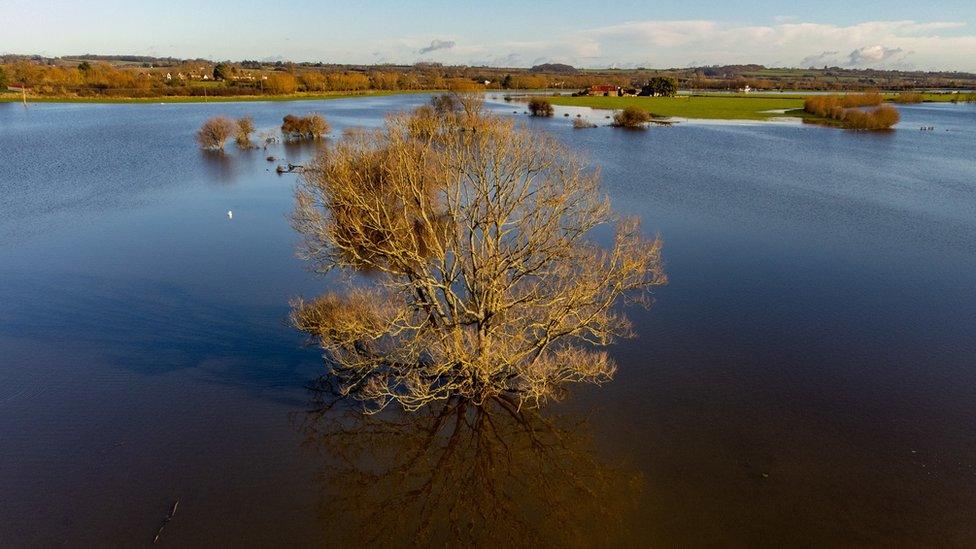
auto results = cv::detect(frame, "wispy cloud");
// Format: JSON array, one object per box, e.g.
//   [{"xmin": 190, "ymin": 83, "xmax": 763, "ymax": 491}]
[{"xmin": 419, "ymin": 39, "xmax": 455, "ymax": 54}]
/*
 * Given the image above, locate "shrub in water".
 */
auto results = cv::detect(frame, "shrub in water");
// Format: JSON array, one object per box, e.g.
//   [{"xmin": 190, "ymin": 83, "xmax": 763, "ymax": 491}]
[
  {"xmin": 612, "ymin": 106, "xmax": 651, "ymax": 129},
  {"xmin": 197, "ymin": 116, "xmax": 237, "ymax": 150},
  {"xmin": 527, "ymin": 98, "xmax": 555, "ymax": 117}
]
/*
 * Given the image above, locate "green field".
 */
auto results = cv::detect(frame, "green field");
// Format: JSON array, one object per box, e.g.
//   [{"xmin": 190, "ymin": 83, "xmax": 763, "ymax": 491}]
[{"xmin": 545, "ymin": 95, "xmax": 806, "ymax": 120}]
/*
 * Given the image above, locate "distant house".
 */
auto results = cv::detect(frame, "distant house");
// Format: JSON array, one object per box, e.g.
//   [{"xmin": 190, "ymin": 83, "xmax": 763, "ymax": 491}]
[
  {"xmin": 588, "ymin": 85, "xmax": 620, "ymax": 97},
  {"xmin": 738, "ymin": 85, "xmax": 752, "ymax": 93}
]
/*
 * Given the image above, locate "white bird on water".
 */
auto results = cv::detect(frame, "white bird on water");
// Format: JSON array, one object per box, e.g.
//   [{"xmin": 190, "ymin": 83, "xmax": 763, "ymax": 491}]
[{"xmin": 227, "ymin": 210, "xmax": 233, "ymax": 220}]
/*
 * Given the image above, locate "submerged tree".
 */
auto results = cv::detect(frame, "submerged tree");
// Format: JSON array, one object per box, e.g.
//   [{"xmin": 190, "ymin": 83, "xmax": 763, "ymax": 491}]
[
  {"xmin": 292, "ymin": 97, "xmax": 666, "ymax": 412},
  {"xmin": 235, "ymin": 116, "xmax": 255, "ymax": 149},
  {"xmin": 527, "ymin": 97, "xmax": 555, "ymax": 117},
  {"xmin": 282, "ymin": 114, "xmax": 330, "ymax": 140},
  {"xmin": 613, "ymin": 106, "xmax": 652, "ymax": 129},
  {"xmin": 197, "ymin": 116, "xmax": 237, "ymax": 150}
]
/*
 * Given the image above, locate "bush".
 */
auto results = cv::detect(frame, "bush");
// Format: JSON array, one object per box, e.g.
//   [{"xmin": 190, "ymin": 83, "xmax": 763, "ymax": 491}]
[
  {"xmin": 612, "ymin": 106, "xmax": 651, "ymax": 129},
  {"xmin": 840, "ymin": 105, "xmax": 900, "ymax": 130},
  {"xmin": 235, "ymin": 116, "xmax": 255, "ymax": 149},
  {"xmin": 572, "ymin": 118, "xmax": 597, "ymax": 129},
  {"xmin": 197, "ymin": 116, "xmax": 236, "ymax": 150},
  {"xmin": 803, "ymin": 93, "xmax": 883, "ymax": 117},
  {"xmin": 527, "ymin": 97, "xmax": 554, "ymax": 117},
  {"xmin": 282, "ymin": 114, "xmax": 330, "ymax": 140},
  {"xmin": 803, "ymin": 94, "xmax": 899, "ymax": 130}
]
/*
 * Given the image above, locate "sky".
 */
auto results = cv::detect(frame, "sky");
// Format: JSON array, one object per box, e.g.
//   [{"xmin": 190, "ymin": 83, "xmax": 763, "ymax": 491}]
[{"xmin": 3, "ymin": 0, "xmax": 976, "ymax": 71}]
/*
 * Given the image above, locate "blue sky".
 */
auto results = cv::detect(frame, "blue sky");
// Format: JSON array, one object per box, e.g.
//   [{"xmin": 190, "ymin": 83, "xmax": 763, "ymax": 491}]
[{"xmin": 4, "ymin": 0, "xmax": 976, "ymax": 70}]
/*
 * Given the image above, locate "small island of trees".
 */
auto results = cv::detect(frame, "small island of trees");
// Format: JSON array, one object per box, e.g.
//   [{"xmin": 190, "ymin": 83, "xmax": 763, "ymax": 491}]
[{"xmin": 803, "ymin": 94, "xmax": 900, "ymax": 130}]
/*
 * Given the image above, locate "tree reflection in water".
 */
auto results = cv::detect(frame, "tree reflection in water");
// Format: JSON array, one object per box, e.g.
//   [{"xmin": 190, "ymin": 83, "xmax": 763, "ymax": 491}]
[{"xmin": 298, "ymin": 384, "xmax": 644, "ymax": 547}]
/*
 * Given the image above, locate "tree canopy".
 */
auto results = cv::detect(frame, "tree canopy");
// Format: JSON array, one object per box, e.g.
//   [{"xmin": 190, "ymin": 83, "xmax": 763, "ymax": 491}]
[{"xmin": 291, "ymin": 95, "xmax": 666, "ymax": 411}]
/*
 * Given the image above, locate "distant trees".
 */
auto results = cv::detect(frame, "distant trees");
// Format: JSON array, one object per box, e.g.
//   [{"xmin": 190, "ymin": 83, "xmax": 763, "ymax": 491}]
[
  {"xmin": 4, "ymin": 58, "xmax": 976, "ymax": 100},
  {"xmin": 213, "ymin": 63, "xmax": 232, "ymax": 81},
  {"xmin": 282, "ymin": 114, "xmax": 330, "ymax": 140},
  {"xmin": 197, "ymin": 116, "xmax": 237, "ymax": 150},
  {"xmin": 612, "ymin": 106, "xmax": 652, "ymax": 129},
  {"xmin": 235, "ymin": 116, "xmax": 255, "ymax": 149},
  {"xmin": 639, "ymin": 77, "xmax": 678, "ymax": 97},
  {"xmin": 0, "ymin": 67, "xmax": 7, "ymax": 89},
  {"xmin": 803, "ymin": 94, "xmax": 899, "ymax": 130},
  {"xmin": 265, "ymin": 72, "xmax": 297, "ymax": 94},
  {"xmin": 527, "ymin": 97, "xmax": 554, "ymax": 117}
]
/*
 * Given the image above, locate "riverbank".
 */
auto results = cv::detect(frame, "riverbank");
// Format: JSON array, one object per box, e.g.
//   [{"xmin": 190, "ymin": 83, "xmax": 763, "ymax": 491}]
[
  {"xmin": 0, "ymin": 89, "xmax": 432, "ymax": 104},
  {"xmin": 545, "ymin": 95, "xmax": 806, "ymax": 121}
]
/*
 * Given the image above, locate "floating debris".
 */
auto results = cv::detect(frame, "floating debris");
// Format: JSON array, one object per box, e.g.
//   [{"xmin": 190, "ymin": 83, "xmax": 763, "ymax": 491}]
[
  {"xmin": 276, "ymin": 163, "xmax": 305, "ymax": 174},
  {"xmin": 152, "ymin": 499, "xmax": 180, "ymax": 544},
  {"xmin": 227, "ymin": 210, "xmax": 233, "ymax": 219}
]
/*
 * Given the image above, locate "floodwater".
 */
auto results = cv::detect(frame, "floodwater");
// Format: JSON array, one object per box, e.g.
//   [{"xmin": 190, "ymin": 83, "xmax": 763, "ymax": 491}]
[{"xmin": 1, "ymin": 95, "xmax": 975, "ymax": 546}]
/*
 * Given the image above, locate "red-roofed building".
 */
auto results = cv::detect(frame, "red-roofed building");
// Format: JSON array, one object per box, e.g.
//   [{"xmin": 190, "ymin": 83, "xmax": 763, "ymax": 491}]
[{"xmin": 588, "ymin": 85, "xmax": 620, "ymax": 97}]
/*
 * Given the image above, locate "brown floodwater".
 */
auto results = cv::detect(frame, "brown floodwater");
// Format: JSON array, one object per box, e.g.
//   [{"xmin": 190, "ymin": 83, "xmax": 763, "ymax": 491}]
[{"xmin": 1, "ymin": 96, "xmax": 974, "ymax": 546}]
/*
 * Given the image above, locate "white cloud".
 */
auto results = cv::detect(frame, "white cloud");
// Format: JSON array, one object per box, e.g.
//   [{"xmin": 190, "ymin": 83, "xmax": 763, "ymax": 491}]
[
  {"xmin": 847, "ymin": 45, "xmax": 906, "ymax": 65},
  {"xmin": 567, "ymin": 19, "xmax": 976, "ymax": 70}
]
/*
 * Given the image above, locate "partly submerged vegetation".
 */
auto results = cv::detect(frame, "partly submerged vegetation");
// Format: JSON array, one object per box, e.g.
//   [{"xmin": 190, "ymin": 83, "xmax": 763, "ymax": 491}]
[
  {"xmin": 235, "ymin": 116, "xmax": 255, "ymax": 149},
  {"xmin": 198, "ymin": 115, "xmax": 267, "ymax": 150},
  {"xmin": 281, "ymin": 114, "xmax": 330, "ymax": 140},
  {"xmin": 803, "ymin": 94, "xmax": 900, "ymax": 130},
  {"xmin": 612, "ymin": 106, "xmax": 652, "ymax": 128},
  {"xmin": 527, "ymin": 97, "xmax": 554, "ymax": 117},
  {"xmin": 290, "ymin": 94, "xmax": 666, "ymax": 411},
  {"xmin": 196, "ymin": 116, "xmax": 237, "ymax": 150}
]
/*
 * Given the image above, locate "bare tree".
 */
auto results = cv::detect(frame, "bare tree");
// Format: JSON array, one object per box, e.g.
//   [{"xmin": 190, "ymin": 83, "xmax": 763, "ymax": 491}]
[
  {"xmin": 196, "ymin": 116, "xmax": 236, "ymax": 150},
  {"xmin": 235, "ymin": 116, "xmax": 255, "ymax": 149},
  {"xmin": 292, "ymin": 99, "xmax": 666, "ymax": 412}
]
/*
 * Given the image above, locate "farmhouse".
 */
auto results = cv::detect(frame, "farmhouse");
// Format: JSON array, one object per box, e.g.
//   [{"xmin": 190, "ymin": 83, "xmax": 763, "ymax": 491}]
[{"xmin": 588, "ymin": 85, "xmax": 620, "ymax": 97}]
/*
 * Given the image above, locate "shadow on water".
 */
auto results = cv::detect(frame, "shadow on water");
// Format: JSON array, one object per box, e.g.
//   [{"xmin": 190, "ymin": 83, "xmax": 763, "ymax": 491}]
[{"xmin": 297, "ymin": 388, "xmax": 643, "ymax": 547}]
